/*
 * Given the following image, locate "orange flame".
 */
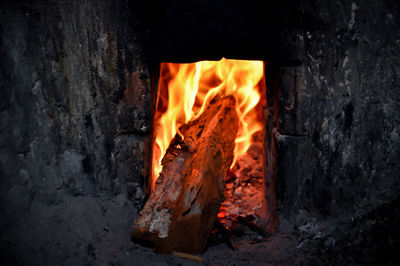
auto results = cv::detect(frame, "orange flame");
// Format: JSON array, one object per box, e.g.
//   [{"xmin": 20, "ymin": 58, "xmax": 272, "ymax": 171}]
[{"xmin": 152, "ymin": 58, "xmax": 264, "ymax": 189}]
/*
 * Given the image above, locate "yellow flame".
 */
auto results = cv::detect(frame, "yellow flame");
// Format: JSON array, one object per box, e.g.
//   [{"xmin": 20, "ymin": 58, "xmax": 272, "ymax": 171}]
[{"xmin": 152, "ymin": 58, "xmax": 264, "ymax": 189}]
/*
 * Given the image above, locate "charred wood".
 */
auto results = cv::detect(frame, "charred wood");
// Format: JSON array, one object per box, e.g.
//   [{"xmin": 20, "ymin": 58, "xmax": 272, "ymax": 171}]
[
  {"xmin": 215, "ymin": 219, "xmax": 238, "ymax": 251},
  {"xmin": 132, "ymin": 96, "xmax": 239, "ymax": 254},
  {"xmin": 237, "ymin": 216, "xmax": 273, "ymax": 238}
]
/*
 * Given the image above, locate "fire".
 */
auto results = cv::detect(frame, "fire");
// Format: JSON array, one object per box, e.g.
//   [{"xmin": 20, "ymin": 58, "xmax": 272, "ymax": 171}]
[{"xmin": 152, "ymin": 58, "xmax": 264, "ymax": 189}]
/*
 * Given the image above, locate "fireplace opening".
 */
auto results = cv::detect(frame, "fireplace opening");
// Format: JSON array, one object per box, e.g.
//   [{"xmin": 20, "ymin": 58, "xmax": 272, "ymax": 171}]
[
  {"xmin": 153, "ymin": 58, "xmax": 268, "ymax": 225},
  {"xmin": 132, "ymin": 58, "xmax": 277, "ymax": 254}
]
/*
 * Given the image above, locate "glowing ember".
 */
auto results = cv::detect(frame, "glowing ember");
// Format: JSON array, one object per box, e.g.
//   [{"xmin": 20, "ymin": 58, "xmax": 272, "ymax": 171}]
[{"xmin": 152, "ymin": 58, "xmax": 264, "ymax": 189}]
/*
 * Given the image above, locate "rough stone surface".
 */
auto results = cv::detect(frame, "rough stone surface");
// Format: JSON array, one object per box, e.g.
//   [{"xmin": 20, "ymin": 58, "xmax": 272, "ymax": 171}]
[
  {"xmin": 112, "ymin": 135, "xmax": 151, "ymax": 203},
  {"xmin": 0, "ymin": 1, "xmax": 152, "ymax": 264},
  {"xmin": 278, "ymin": 66, "xmax": 308, "ymax": 135},
  {"xmin": 117, "ymin": 68, "xmax": 154, "ymax": 134},
  {"xmin": 275, "ymin": 0, "xmax": 400, "ymax": 229}
]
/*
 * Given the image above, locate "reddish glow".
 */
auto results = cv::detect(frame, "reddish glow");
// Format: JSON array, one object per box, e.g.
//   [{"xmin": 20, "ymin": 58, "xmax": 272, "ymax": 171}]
[{"xmin": 152, "ymin": 58, "xmax": 264, "ymax": 189}]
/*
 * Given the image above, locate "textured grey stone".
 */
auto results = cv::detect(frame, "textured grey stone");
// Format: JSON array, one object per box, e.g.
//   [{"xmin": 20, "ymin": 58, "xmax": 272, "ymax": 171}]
[
  {"xmin": 112, "ymin": 134, "xmax": 151, "ymax": 197},
  {"xmin": 276, "ymin": 0, "xmax": 400, "ymax": 222},
  {"xmin": 0, "ymin": 1, "xmax": 153, "ymax": 264},
  {"xmin": 117, "ymin": 68, "xmax": 153, "ymax": 134},
  {"xmin": 274, "ymin": 131, "xmax": 313, "ymax": 219},
  {"xmin": 278, "ymin": 65, "xmax": 307, "ymax": 135}
]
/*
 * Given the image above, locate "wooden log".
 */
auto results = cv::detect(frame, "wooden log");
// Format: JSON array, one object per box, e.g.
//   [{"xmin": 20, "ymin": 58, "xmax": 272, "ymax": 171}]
[{"xmin": 132, "ymin": 96, "xmax": 239, "ymax": 254}]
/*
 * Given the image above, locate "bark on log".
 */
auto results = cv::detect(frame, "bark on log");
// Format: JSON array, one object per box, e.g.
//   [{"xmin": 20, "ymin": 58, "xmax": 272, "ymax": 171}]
[{"xmin": 132, "ymin": 96, "xmax": 239, "ymax": 254}]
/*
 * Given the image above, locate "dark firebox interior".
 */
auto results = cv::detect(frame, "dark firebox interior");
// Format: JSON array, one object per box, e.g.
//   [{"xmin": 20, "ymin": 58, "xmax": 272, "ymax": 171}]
[{"xmin": 1, "ymin": 0, "xmax": 399, "ymax": 265}]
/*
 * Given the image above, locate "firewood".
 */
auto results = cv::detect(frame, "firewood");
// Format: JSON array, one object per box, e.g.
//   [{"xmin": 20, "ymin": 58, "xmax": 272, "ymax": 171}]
[
  {"xmin": 215, "ymin": 219, "xmax": 238, "ymax": 251},
  {"xmin": 172, "ymin": 251, "xmax": 204, "ymax": 263},
  {"xmin": 132, "ymin": 96, "xmax": 239, "ymax": 254},
  {"xmin": 237, "ymin": 216, "xmax": 273, "ymax": 238}
]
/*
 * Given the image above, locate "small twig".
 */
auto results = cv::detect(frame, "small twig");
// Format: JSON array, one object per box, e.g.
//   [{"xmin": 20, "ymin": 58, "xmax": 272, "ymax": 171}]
[
  {"xmin": 172, "ymin": 251, "xmax": 204, "ymax": 263},
  {"xmin": 215, "ymin": 219, "xmax": 238, "ymax": 250},
  {"xmin": 237, "ymin": 216, "xmax": 273, "ymax": 238}
]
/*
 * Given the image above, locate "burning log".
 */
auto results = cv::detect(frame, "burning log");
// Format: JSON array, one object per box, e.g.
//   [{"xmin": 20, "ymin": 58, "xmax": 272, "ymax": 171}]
[{"xmin": 132, "ymin": 96, "xmax": 239, "ymax": 254}]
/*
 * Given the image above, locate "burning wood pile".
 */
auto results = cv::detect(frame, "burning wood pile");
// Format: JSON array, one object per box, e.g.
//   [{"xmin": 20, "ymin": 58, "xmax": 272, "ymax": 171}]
[{"xmin": 131, "ymin": 58, "xmax": 271, "ymax": 254}]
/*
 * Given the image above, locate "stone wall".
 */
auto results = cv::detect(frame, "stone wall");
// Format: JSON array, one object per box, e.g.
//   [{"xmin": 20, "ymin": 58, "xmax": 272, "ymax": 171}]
[
  {"xmin": 0, "ymin": 1, "xmax": 153, "ymax": 264},
  {"xmin": 276, "ymin": 0, "xmax": 400, "ymax": 228}
]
